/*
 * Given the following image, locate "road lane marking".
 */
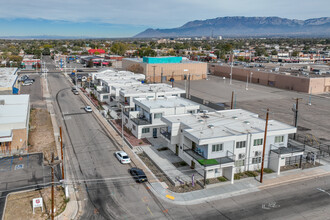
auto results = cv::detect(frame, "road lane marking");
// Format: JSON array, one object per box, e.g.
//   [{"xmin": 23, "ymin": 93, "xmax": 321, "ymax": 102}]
[
  {"xmin": 166, "ymin": 195, "xmax": 175, "ymax": 200},
  {"xmin": 317, "ymin": 188, "xmax": 330, "ymax": 196},
  {"xmin": 147, "ymin": 206, "xmax": 153, "ymax": 216}
]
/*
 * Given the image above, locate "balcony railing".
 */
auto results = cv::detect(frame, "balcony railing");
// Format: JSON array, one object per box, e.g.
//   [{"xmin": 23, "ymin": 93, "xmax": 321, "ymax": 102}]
[
  {"xmin": 130, "ymin": 116, "xmax": 151, "ymax": 125},
  {"xmin": 270, "ymin": 142, "xmax": 305, "ymax": 155},
  {"xmin": 183, "ymin": 148, "xmax": 235, "ymax": 167},
  {"xmin": 160, "ymin": 128, "xmax": 171, "ymax": 141}
]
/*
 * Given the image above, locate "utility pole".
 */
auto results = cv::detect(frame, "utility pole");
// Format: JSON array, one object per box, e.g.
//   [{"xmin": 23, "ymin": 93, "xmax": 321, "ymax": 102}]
[
  {"xmin": 293, "ymin": 98, "xmax": 302, "ymax": 140},
  {"xmin": 246, "ymin": 72, "xmax": 249, "ymax": 90},
  {"xmin": 230, "ymin": 91, "xmax": 234, "ymax": 109},
  {"xmin": 60, "ymin": 127, "xmax": 64, "ymax": 180},
  {"xmin": 161, "ymin": 67, "xmax": 163, "ymax": 83},
  {"xmin": 51, "ymin": 154, "xmax": 54, "ymax": 220},
  {"xmin": 171, "ymin": 71, "xmax": 174, "ymax": 88},
  {"xmin": 230, "ymin": 53, "xmax": 233, "ymax": 85},
  {"xmin": 188, "ymin": 74, "xmax": 191, "ymax": 99},
  {"xmin": 260, "ymin": 108, "xmax": 269, "ymax": 183},
  {"xmin": 152, "ymin": 66, "xmax": 156, "ymax": 83},
  {"xmin": 121, "ymin": 105, "xmax": 124, "ymax": 147}
]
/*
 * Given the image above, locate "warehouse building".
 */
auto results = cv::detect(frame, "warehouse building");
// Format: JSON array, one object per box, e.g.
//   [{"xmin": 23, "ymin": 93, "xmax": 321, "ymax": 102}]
[
  {"xmin": 122, "ymin": 56, "xmax": 208, "ymax": 83},
  {"xmin": 0, "ymin": 95, "xmax": 30, "ymax": 157},
  {"xmin": 0, "ymin": 68, "xmax": 19, "ymax": 95}
]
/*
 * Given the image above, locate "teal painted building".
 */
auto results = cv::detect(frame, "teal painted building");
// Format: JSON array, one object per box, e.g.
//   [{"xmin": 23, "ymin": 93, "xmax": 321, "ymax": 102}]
[{"xmin": 143, "ymin": 57, "xmax": 182, "ymax": 64}]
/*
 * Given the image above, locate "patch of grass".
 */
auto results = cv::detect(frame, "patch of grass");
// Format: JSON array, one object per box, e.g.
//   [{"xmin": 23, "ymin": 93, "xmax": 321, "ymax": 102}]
[
  {"xmin": 197, "ymin": 159, "xmax": 219, "ymax": 166},
  {"xmin": 218, "ymin": 176, "xmax": 227, "ymax": 182},
  {"xmin": 257, "ymin": 168, "xmax": 274, "ymax": 174},
  {"xmin": 157, "ymin": 147, "xmax": 169, "ymax": 151},
  {"xmin": 244, "ymin": 171, "xmax": 259, "ymax": 177}
]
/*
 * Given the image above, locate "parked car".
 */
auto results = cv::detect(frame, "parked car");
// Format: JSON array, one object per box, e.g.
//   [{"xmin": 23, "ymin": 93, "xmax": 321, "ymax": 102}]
[
  {"xmin": 115, "ymin": 151, "xmax": 131, "ymax": 164},
  {"xmin": 73, "ymin": 90, "xmax": 79, "ymax": 95},
  {"xmin": 71, "ymin": 86, "xmax": 77, "ymax": 92},
  {"xmin": 22, "ymin": 81, "xmax": 33, "ymax": 86},
  {"xmin": 84, "ymin": 106, "xmax": 92, "ymax": 112},
  {"xmin": 129, "ymin": 167, "xmax": 148, "ymax": 183},
  {"xmin": 18, "ymin": 75, "xmax": 29, "ymax": 82},
  {"xmin": 24, "ymin": 79, "xmax": 34, "ymax": 84}
]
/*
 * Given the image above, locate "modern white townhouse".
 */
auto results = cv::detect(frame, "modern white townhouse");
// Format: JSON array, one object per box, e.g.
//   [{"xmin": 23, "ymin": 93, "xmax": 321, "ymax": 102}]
[
  {"xmin": 123, "ymin": 96, "xmax": 200, "ymax": 139},
  {"xmin": 161, "ymin": 109, "xmax": 301, "ymax": 183},
  {"xmin": 119, "ymin": 84, "xmax": 185, "ymax": 111}
]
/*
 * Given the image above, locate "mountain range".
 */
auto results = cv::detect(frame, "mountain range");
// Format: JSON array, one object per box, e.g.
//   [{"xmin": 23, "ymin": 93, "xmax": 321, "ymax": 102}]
[{"xmin": 134, "ymin": 16, "xmax": 330, "ymax": 38}]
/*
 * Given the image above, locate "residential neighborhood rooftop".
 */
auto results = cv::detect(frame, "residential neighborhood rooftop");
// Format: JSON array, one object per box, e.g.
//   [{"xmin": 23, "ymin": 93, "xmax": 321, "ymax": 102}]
[
  {"xmin": 163, "ymin": 109, "xmax": 297, "ymax": 140},
  {"xmin": 119, "ymin": 83, "xmax": 185, "ymax": 96},
  {"xmin": 134, "ymin": 96, "xmax": 199, "ymax": 110}
]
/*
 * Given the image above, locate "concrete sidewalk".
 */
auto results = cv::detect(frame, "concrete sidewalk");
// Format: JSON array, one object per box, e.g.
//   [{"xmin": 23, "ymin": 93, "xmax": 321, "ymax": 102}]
[{"xmin": 147, "ymin": 164, "xmax": 330, "ymax": 205}]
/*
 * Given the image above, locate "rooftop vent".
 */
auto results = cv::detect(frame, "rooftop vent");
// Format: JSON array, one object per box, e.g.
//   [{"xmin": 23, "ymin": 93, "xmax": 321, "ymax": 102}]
[
  {"xmin": 244, "ymin": 121, "xmax": 250, "ymax": 125},
  {"xmin": 208, "ymin": 125, "xmax": 215, "ymax": 129},
  {"xmin": 232, "ymin": 116, "xmax": 238, "ymax": 120},
  {"xmin": 198, "ymin": 119, "xmax": 204, "ymax": 123}
]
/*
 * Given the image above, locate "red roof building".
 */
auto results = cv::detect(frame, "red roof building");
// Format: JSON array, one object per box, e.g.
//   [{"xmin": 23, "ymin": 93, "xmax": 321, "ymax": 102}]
[{"xmin": 88, "ymin": 49, "xmax": 106, "ymax": 55}]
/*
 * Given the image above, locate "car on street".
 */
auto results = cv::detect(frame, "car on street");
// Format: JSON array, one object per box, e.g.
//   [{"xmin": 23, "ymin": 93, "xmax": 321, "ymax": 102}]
[
  {"xmin": 115, "ymin": 151, "xmax": 131, "ymax": 164},
  {"xmin": 84, "ymin": 106, "xmax": 92, "ymax": 112},
  {"xmin": 73, "ymin": 90, "xmax": 79, "ymax": 95},
  {"xmin": 24, "ymin": 79, "xmax": 34, "ymax": 84},
  {"xmin": 129, "ymin": 167, "xmax": 148, "ymax": 183}
]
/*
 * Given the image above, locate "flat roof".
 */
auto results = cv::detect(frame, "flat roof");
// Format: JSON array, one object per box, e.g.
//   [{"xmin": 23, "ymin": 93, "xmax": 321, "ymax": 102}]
[
  {"xmin": 134, "ymin": 96, "xmax": 200, "ymax": 110},
  {"xmin": 123, "ymin": 58, "xmax": 204, "ymax": 64},
  {"xmin": 0, "ymin": 68, "xmax": 18, "ymax": 88},
  {"xmin": 163, "ymin": 109, "xmax": 296, "ymax": 141},
  {"xmin": 120, "ymin": 83, "xmax": 185, "ymax": 96},
  {"xmin": 0, "ymin": 95, "xmax": 29, "ymax": 131}
]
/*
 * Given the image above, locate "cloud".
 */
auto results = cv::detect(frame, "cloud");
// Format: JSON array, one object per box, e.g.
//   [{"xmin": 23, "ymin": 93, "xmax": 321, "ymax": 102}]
[{"xmin": 0, "ymin": 0, "xmax": 328, "ymax": 28}]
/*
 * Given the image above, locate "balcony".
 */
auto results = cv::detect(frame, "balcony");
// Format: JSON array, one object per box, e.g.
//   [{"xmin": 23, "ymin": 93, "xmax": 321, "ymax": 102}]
[
  {"xmin": 183, "ymin": 148, "xmax": 235, "ymax": 167},
  {"xmin": 130, "ymin": 115, "xmax": 151, "ymax": 126},
  {"xmin": 271, "ymin": 140, "xmax": 305, "ymax": 155},
  {"xmin": 160, "ymin": 128, "xmax": 171, "ymax": 141}
]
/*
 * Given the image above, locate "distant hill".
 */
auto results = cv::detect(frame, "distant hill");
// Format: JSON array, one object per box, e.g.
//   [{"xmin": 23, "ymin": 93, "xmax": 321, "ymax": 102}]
[{"xmin": 134, "ymin": 16, "xmax": 330, "ymax": 38}]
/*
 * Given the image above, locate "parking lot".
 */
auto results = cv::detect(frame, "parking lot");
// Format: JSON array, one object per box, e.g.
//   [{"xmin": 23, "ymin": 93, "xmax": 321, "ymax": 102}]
[
  {"xmin": 173, "ymin": 75, "xmax": 330, "ymax": 142},
  {"xmin": 18, "ymin": 73, "xmax": 46, "ymax": 109}
]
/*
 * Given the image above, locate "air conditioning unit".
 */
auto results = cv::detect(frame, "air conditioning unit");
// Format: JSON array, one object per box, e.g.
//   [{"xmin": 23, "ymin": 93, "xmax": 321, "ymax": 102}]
[
  {"xmin": 238, "ymin": 153, "xmax": 246, "ymax": 159},
  {"xmin": 255, "ymin": 151, "xmax": 262, "ymax": 157}
]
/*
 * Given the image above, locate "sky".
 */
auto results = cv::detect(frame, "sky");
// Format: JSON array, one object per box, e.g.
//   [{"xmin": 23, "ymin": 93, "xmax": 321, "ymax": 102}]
[{"xmin": 0, "ymin": 0, "xmax": 329, "ymax": 38}]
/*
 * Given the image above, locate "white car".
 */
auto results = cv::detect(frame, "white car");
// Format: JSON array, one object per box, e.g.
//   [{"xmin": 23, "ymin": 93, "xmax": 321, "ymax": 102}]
[
  {"xmin": 115, "ymin": 151, "xmax": 131, "ymax": 164},
  {"xmin": 84, "ymin": 106, "xmax": 92, "ymax": 112},
  {"xmin": 22, "ymin": 81, "xmax": 33, "ymax": 86}
]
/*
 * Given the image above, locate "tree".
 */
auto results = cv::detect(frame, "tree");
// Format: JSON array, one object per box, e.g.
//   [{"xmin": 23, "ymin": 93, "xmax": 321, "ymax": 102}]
[
  {"xmin": 42, "ymin": 47, "xmax": 50, "ymax": 55},
  {"xmin": 291, "ymin": 51, "xmax": 299, "ymax": 57},
  {"xmin": 110, "ymin": 42, "xmax": 127, "ymax": 56},
  {"xmin": 271, "ymin": 50, "xmax": 278, "ymax": 55}
]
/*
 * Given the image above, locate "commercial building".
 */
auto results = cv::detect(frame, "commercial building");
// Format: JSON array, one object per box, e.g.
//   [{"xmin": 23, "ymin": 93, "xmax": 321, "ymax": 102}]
[
  {"xmin": 122, "ymin": 56, "xmax": 208, "ymax": 83},
  {"xmin": 161, "ymin": 109, "xmax": 300, "ymax": 183},
  {"xmin": 209, "ymin": 63, "xmax": 330, "ymax": 94},
  {"xmin": 0, "ymin": 95, "xmax": 30, "ymax": 157},
  {"xmin": 123, "ymin": 96, "xmax": 200, "ymax": 139},
  {"xmin": 119, "ymin": 84, "xmax": 185, "ymax": 111},
  {"xmin": 0, "ymin": 68, "xmax": 19, "ymax": 95}
]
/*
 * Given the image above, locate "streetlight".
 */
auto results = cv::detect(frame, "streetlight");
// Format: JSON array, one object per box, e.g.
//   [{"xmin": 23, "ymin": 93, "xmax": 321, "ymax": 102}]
[
  {"xmin": 250, "ymin": 72, "xmax": 253, "ymax": 83},
  {"xmin": 184, "ymin": 69, "xmax": 189, "ymax": 98},
  {"xmin": 229, "ymin": 62, "xmax": 233, "ymax": 85},
  {"xmin": 246, "ymin": 72, "xmax": 249, "ymax": 90}
]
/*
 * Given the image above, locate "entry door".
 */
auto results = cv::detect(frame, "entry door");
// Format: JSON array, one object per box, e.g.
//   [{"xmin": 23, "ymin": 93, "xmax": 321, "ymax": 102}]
[
  {"xmin": 175, "ymin": 145, "xmax": 179, "ymax": 155},
  {"xmin": 191, "ymin": 160, "xmax": 195, "ymax": 169},
  {"xmin": 153, "ymin": 128, "xmax": 157, "ymax": 138}
]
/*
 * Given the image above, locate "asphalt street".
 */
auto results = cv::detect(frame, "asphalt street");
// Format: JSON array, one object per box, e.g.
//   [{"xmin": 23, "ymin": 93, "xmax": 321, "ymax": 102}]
[{"xmin": 44, "ymin": 56, "xmax": 330, "ymax": 220}]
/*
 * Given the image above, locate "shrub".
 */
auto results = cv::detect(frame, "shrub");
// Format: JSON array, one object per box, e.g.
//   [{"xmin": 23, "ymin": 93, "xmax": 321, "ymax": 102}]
[
  {"xmin": 234, "ymin": 174, "xmax": 241, "ymax": 180},
  {"xmin": 218, "ymin": 176, "xmax": 227, "ymax": 182},
  {"xmin": 157, "ymin": 147, "xmax": 168, "ymax": 151},
  {"xmin": 244, "ymin": 171, "xmax": 258, "ymax": 177},
  {"xmin": 179, "ymin": 161, "xmax": 188, "ymax": 166},
  {"xmin": 263, "ymin": 168, "xmax": 274, "ymax": 173},
  {"xmin": 205, "ymin": 179, "xmax": 210, "ymax": 185}
]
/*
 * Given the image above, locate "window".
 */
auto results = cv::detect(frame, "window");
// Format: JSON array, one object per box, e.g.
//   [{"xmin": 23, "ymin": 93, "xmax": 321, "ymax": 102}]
[
  {"xmin": 252, "ymin": 157, "xmax": 262, "ymax": 164},
  {"xmin": 253, "ymin": 138, "xmax": 263, "ymax": 146},
  {"xmin": 125, "ymin": 118, "xmax": 128, "ymax": 123},
  {"xmin": 132, "ymin": 125, "xmax": 136, "ymax": 131},
  {"xmin": 212, "ymin": 144, "xmax": 223, "ymax": 152},
  {"xmin": 275, "ymin": 136, "xmax": 284, "ymax": 143},
  {"xmin": 235, "ymin": 160, "xmax": 245, "ymax": 167},
  {"xmin": 236, "ymin": 141, "xmax": 246, "ymax": 149},
  {"xmin": 103, "ymin": 95, "xmax": 109, "ymax": 99},
  {"xmin": 188, "ymin": 110, "xmax": 195, "ymax": 114},
  {"xmin": 154, "ymin": 113, "xmax": 162, "ymax": 119},
  {"xmin": 142, "ymin": 128, "xmax": 150, "ymax": 134}
]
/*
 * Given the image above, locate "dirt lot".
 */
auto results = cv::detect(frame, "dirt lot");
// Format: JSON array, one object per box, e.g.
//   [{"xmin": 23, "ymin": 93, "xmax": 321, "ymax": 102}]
[
  {"xmin": 28, "ymin": 108, "xmax": 57, "ymax": 161},
  {"xmin": 4, "ymin": 186, "xmax": 67, "ymax": 220}
]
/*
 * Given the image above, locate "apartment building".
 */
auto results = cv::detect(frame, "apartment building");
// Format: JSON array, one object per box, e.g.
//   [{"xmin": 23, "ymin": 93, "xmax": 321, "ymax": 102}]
[
  {"xmin": 0, "ymin": 68, "xmax": 19, "ymax": 95},
  {"xmin": 119, "ymin": 84, "xmax": 185, "ymax": 111},
  {"xmin": 123, "ymin": 96, "xmax": 200, "ymax": 139},
  {"xmin": 161, "ymin": 109, "xmax": 300, "ymax": 183}
]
